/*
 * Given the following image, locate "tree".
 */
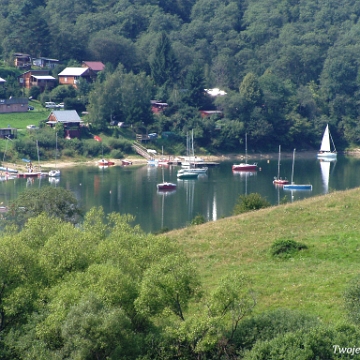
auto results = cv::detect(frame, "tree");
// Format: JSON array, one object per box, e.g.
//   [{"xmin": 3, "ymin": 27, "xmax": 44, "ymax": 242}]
[
  {"xmin": 5, "ymin": 187, "xmax": 83, "ymax": 227},
  {"xmin": 150, "ymin": 32, "xmax": 179, "ymax": 88}
]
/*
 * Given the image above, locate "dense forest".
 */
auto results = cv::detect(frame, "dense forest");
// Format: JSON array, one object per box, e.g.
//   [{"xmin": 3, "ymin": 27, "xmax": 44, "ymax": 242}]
[{"xmin": 1, "ymin": 0, "xmax": 360, "ymax": 151}]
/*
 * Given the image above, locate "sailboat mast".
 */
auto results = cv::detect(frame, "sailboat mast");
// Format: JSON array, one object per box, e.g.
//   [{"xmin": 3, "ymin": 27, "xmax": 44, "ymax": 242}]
[
  {"xmin": 245, "ymin": 133, "xmax": 248, "ymax": 163},
  {"xmin": 277, "ymin": 145, "xmax": 281, "ymax": 179},
  {"xmin": 191, "ymin": 129, "xmax": 194, "ymax": 160},
  {"xmin": 36, "ymin": 140, "xmax": 40, "ymax": 169},
  {"xmin": 291, "ymin": 148, "xmax": 296, "ymax": 184}
]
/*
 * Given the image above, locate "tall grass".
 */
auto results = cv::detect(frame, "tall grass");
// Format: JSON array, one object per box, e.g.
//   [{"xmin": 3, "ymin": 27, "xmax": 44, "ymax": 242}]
[{"xmin": 166, "ymin": 189, "xmax": 360, "ymax": 323}]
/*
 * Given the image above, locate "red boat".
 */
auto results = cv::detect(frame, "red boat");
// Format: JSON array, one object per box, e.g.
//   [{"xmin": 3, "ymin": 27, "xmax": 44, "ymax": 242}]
[
  {"xmin": 273, "ymin": 178, "xmax": 289, "ymax": 185},
  {"xmin": 157, "ymin": 182, "xmax": 177, "ymax": 191},
  {"xmin": 122, "ymin": 160, "xmax": 132, "ymax": 166},
  {"xmin": 98, "ymin": 159, "xmax": 115, "ymax": 166},
  {"xmin": 232, "ymin": 163, "xmax": 258, "ymax": 171}
]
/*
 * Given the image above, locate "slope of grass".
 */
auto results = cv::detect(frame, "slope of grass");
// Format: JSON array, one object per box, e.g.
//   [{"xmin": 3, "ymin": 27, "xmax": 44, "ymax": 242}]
[{"xmin": 166, "ymin": 189, "xmax": 360, "ymax": 324}]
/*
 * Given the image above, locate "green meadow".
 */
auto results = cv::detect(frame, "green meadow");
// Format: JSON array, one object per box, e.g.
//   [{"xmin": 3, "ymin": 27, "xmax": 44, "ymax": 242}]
[{"xmin": 167, "ymin": 188, "xmax": 360, "ymax": 324}]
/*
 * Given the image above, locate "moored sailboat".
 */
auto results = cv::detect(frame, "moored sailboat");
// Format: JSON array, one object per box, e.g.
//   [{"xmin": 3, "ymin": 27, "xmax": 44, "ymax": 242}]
[
  {"xmin": 283, "ymin": 149, "xmax": 312, "ymax": 191},
  {"xmin": 232, "ymin": 133, "xmax": 257, "ymax": 171},
  {"xmin": 273, "ymin": 145, "xmax": 289, "ymax": 185},
  {"xmin": 317, "ymin": 124, "xmax": 337, "ymax": 160}
]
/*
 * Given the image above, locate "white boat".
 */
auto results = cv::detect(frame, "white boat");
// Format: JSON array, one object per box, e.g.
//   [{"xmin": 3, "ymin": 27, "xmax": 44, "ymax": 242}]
[
  {"xmin": 317, "ymin": 124, "xmax": 337, "ymax": 160},
  {"xmin": 181, "ymin": 130, "xmax": 205, "ymax": 168},
  {"xmin": 283, "ymin": 149, "xmax": 312, "ymax": 191},
  {"xmin": 273, "ymin": 145, "xmax": 289, "ymax": 185},
  {"xmin": 177, "ymin": 171, "xmax": 199, "ymax": 179},
  {"xmin": 178, "ymin": 167, "xmax": 207, "ymax": 175},
  {"xmin": 49, "ymin": 132, "xmax": 61, "ymax": 177},
  {"xmin": 232, "ymin": 133, "xmax": 258, "ymax": 171}
]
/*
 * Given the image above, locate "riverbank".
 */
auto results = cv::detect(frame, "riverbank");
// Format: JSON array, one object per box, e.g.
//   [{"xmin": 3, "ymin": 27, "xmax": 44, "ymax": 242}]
[{"xmin": 3, "ymin": 149, "xmax": 356, "ymax": 171}]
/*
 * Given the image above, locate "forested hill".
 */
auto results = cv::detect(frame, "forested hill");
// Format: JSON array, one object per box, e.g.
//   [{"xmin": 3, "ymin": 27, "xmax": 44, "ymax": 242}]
[{"xmin": 1, "ymin": 0, "xmax": 360, "ymax": 151}]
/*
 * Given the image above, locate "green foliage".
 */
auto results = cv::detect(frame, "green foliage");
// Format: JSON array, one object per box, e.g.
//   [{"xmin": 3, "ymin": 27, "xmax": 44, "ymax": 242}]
[
  {"xmin": 233, "ymin": 193, "xmax": 271, "ymax": 215},
  {"xmin": 4, "ymin": 187, "xmax": 83, "ymax": 227},
  {"xmin": 344, "ymin": 274, "xmax": 360, "ymax": 324},
  {"xmin": 242, "ymin": 324, "xmax": 360, "ymax": 360},
  {"xmin": 270, "ymin": 239, "xmax": 308, "ymax": 258},
  {"xmin": 109, "ymin": 149, "xmax": 124, "ymax": 159},
  {"xmin": 191, "ymin": 214, "xmax": 206, "ymax": 225}
]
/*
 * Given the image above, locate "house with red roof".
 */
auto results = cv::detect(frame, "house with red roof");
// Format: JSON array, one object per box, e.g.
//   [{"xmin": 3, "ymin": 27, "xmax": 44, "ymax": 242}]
[{"xmin": 82, "ymin": 61, "xmax": 105, "ymax": 73}]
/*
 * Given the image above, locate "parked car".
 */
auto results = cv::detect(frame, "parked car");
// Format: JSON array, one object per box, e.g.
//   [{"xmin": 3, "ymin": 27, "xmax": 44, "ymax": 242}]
[
  {"xmin": 28, "ymin": 105, "xmax": 34, "ymax": 110},
  {"xmin": 57, "ymin": 102, "xmax": 64, "ymax": 108},
  {"xmin": 118, "ymin": 122, "xmax": 129, "ymax": 128},
  {"xmin": 148, "ymin": 133, "xmax": 158, "ymax": 139},
  {"xmin": 26, "ymin": 125, "xmax": 39, "ymax": 130},
  {"xmin": 45, "ymin": 101, "xmax": 57, "ymax": 109}
]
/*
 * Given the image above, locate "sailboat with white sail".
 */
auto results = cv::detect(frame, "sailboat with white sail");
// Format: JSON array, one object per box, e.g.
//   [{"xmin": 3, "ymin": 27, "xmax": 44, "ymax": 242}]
[{"xmin": 317, "ymin": 124, "xmax": 337, "ymax": 160}]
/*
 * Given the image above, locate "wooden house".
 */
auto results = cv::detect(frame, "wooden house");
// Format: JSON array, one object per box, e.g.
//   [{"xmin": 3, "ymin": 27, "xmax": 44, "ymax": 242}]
[
  {"xmin": 82, "ymin": 61, "xmax": 105, "ymax": 74},
  {"xmin": 32, "ymin": 57, "xmax": 59, "ymax": 69},
  {"xmin": 199, "ymin": 110, "xmax": 223, "ymax": 118},
  {"xmin": 46, "ymin": 110, "xmax": 83, "ymax": 139},
  {"xmin": 151, "ymin": 100, "xmax": 168, "ymax": 114},
  {"xmin": 0, "ymin": 98, "xmax": 28, "ymax": 113},
  {"xmin": 18, "ymin": 70, "xmax": 56, "ymax": 91},
  {"xmin": 0, "ymin": 127, "xmax": 17, "ymax": 139},
  {"xmin": 58, "ymin": 67, "xmax": 94, "ymax": 88},
  {"xmin": 14, "ymin": 53, "xmax": 32, "ymax": 69}
]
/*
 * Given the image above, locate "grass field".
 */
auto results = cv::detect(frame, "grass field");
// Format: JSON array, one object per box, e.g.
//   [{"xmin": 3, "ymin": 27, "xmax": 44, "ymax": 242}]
[{"xmin": 167, "ymin": 188, "xmax": 360, "ymax": 324}]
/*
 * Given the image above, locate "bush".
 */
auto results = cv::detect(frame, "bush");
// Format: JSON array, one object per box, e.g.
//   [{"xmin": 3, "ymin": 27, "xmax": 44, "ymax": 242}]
[
  {"xmin": 344, "ymin": 275, "xmax": 360, "ymax": 324},
  {"xmin": 233, "ymin": 193, "xmax": 271, "ymax": 215},
  {"xmin": 191, "ymin": 214, "xmax": 206, "ymax": 225},
  {"xmin": 270, "ymin": 239, "xmax": 308, "ymax": 258},
  {"xmin": 109, "ymin": 149, "xmax": 124, "ymax": 159}
]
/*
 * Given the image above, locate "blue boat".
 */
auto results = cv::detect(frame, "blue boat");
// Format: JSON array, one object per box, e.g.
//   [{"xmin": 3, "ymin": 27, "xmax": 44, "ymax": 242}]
[
  {"xmin": 283, "ymin": 149, "xmax": 312, "ymax": 191},
  {"xmin": 283, "ymin": 184, "xmax": 312, "ymax": 191}
]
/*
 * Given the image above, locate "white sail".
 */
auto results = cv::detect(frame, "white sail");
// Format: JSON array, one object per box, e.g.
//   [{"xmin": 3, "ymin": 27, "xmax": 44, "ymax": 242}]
[{"xmin": 320, "ymin": 124, "xmax": 331, "ymax": 152}]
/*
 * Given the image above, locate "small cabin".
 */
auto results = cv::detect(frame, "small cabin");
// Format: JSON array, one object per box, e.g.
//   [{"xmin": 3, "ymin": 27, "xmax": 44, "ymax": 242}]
[
  {"xmin": 0, "ymin": 98, "xmax": 28, "ymax": 113},
  {"xmin": 0, "ymin": 127, "xmax": 17, "ymax": 139},
  {"xmin": 18, "ymin": 70, "xmax": 56, "ymax": 91},
  {"xmin": 32, "ymin": 57, "xmax": 60, "ymax": 69},
  {"xmin": 46, "ymin": 110, "xmax": 83, "ymax": 139},
  {"xmin": 58, "ymin": 67, "xmax": 94, "ymax": 88},
  {"xmin": 14, "ymin": 53, "xmax": 32, "ymax": 69}
]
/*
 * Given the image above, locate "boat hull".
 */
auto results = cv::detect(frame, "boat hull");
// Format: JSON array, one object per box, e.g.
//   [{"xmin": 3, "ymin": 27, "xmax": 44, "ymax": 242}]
[
  {"xmin": 49, "ymin": 169, "xmax": 61, "ymax": 177},
  {"xmin": 157, "ymin": 182, "xmax": 177, "ymax": 191},
  {"xmin": 283, "ymin": 184, "xmax": 312, "ymax": 191},
  {"xmin": 273, "ymin": 178, "xmax": 289, "ymax": 185},
  {"xmin": 232, "ymin": 163, "xmax": 258, "ymax": 171},
  {"xmin": 177, "ymin": 172, "xmax": 199, "ymax": 179},
  {"xmin": 122, "ymin": 160, "xmax": 132, "ymax": 166},
  {"xmin": 317, "ymin": 152, "xmax": 337, "ymax": 160}
]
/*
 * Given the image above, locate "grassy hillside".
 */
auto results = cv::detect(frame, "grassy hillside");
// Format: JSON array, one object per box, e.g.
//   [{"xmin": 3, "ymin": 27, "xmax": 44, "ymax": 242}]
[{"xmin": 167, "ymin": 188, "xmax": 360, "ymax": 324}]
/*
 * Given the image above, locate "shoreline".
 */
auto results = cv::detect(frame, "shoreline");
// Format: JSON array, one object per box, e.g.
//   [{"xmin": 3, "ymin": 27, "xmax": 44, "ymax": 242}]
[{"xmin": 2, "ymin": 150, "xmax": 357, "ymax": 171}]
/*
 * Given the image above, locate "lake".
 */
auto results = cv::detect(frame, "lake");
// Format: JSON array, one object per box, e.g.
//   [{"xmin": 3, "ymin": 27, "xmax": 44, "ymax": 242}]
[{"xmin": 0, "ymin": 153, "xmax": 358, "ymax": 233}]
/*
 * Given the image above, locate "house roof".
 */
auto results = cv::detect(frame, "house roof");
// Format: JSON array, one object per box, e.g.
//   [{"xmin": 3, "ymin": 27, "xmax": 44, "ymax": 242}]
[
  {"xmin": 0, "ymin": 98, "xmax": 28, "ymax": 105},
  {"xmin": 18, "ymin": 70, "xmax": 50, "ymax": 77},
  {"xmin": 58, "ymin": 67, "xmax": 90, "ymax": 76},
  {"xmin": 33, "ymin": 57, "xmax": 59, "ymax": 62},
  {"xmin": 31, "ymin": 75, "xmax": 56, "ymax": 80},
  {"xmin": 48, "ymin": 110, "xmax": 82, "ymax": 123},
  {"xmin": 82, "ymin": 61, "xmax": 105, "ymax": 71}
]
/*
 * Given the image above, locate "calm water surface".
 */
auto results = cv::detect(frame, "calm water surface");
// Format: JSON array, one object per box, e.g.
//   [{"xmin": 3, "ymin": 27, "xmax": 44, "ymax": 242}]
[{"xmin": 0, "ymin": 153, "xmax": 359, "ymax": 233}]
